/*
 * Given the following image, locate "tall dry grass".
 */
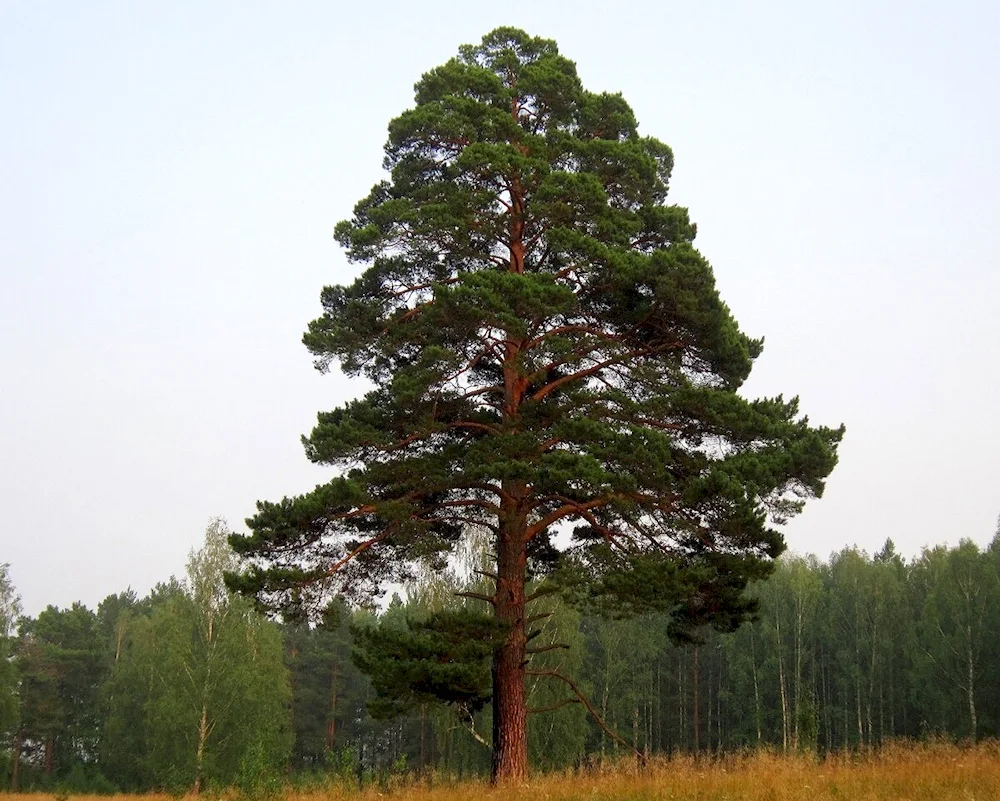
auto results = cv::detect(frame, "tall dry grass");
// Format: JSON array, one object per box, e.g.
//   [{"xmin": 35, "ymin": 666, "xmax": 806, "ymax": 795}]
[{"xmin": 5, "ymin": 740, "xmax": 999, "ymax": 801}]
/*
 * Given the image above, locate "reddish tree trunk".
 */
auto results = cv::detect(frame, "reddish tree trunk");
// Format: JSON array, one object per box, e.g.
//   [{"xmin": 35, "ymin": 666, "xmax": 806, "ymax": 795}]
[
  {"xmin": 490, "ymin": 157, "xmax": 531, "ymax": 783},
  {"xmin": 491, "ymin": 502, "xmax": 528, "ymax": 783}
]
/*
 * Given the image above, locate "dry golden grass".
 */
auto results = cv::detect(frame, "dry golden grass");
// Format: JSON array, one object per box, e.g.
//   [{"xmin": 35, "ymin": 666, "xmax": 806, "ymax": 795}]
[{"xmin": 5, "ymin": 740, "xmax": 999, "ymax": 801}]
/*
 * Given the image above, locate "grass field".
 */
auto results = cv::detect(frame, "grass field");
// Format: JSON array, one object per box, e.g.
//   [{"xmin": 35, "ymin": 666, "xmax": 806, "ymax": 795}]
[{"xmin": 4, "ymin": 740, "xmax": 998, "ymax": 801}]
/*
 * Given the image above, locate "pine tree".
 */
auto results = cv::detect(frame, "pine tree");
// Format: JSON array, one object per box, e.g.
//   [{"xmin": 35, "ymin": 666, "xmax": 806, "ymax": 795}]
[{"xmin": 229, "ymin": 27, "xmax": 844, "ymax": 782}]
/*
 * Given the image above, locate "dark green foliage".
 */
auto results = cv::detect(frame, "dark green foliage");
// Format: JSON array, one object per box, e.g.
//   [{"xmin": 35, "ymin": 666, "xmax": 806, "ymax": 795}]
[
  {"xmin": 13, "ymin": 603, "xmax": 105, "ymax": 787},
  {"xmin": 282, "ymin": 599, "xmax": 369, "ymax": 769},
  {"xmin": 0, "ymin": 564, "xmax": 20, "ymax": 768},
  {"xmin": 353, "ymin": 608, "xmax": 505, "ymax": 718},
  {"xmin": 228, "ymin": 27, "xmax": 843, "ymax": 778},
  {"xmin": 7, "ymin": 529, "xmax": 1000, "ymax": 786},
  {"xmin": 229, "ymin": 26, "xmax": 842, "ymax": 622}
]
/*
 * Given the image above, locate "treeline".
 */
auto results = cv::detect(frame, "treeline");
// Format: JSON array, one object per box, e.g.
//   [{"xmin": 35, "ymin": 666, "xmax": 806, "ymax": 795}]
[{"xmin": 1, "ymin": 523, "xmax": 999, "ymax": 792}]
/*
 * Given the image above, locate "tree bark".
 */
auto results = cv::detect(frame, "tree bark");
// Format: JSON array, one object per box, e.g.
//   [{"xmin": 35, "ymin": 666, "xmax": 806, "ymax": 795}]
[
  {"xmin": 692, "ymin": 645, "xmax": 700, "ymax": 753},
  {"xmin": 419, "ymin": 704, "xmax": 427, "ymax": 770},
  {"xmin": 776, "ymin": 615, "xmax": 789, "ymax": 752},
  {"xmin": 193, "ymin": 701, "xmax": 209, "ymax": 794},
  {"xmin": 326, "ymin": 660, "xmax": 339, "ymax": 751},
  {"xmin": 966, "ymin": 625, "xmax": 977, "ymax": 739},
  {"xmin": 750, "ymin": 630, "xmax": 762, "ymax": 744},
  {"xmin": 633, "ymin": 702, "xmax": 639, "ymax": 755},
  {"xmin": 491, "ymin": 502, "xmax": 528, "ymax": 783},
  {"xmin": 793, "ymin": 594, "xmax": 803, "ymax": 750},
  {"xmin": 489, "ymin": 155, "xmax": 531, "ymax": 783},
  {"xmin": 10, "ymin": 730, "xmax": 22, "ymax": 790},
  {"xmin": 193, "ymin": 608, "xmax": 215, "ymax": 794}
]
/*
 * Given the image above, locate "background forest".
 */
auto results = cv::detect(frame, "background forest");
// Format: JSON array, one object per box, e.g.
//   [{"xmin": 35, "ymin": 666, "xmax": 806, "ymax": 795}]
[{"xmin": 1, "ymin": 520, "xmax": 999, "ymax": 793}]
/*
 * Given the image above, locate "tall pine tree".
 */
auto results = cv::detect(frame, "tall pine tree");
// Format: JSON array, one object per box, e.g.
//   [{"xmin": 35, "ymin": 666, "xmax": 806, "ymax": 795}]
[{"xmin": 229, "ymin": 28, "xmax": 844, "ymax": 782}]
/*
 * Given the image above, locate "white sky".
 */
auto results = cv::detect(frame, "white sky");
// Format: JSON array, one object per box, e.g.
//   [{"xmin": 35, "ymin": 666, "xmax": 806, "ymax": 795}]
[{"xmin": 2, "ymin": 1, "xmax": 998, "ymax": 617}]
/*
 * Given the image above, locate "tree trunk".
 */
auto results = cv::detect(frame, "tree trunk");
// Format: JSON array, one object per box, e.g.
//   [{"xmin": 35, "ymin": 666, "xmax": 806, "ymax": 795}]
[
  {"xmin": 855, "ymin": 619, "xmax": 863, "ymax": 747},
  {"xmin": 692, "ymin": 646, "xmax": 700, "ymax": 753},
  {"xmin": 706, "ymin": 654, "xmax": 713, "ymax": 753},
  {"xmin": 966, "ymin": 625, "xmax": 977, "ymax": 739},
  {"xmin": 750, "ymin": 630, "xmax": 762, "ymax": 744},
  {"xmin": 491, "ymin": 510, "xmax": 528, "ymax": 783},
  {"xmin": 776, "ymin": 615, "xmax": 789, "ymax": 752},
  {"xmin": 600, "ymin": 682, "xmax": 609, "ymax": 758},
  {"xmin": 193, "ymin": 608, "xmax": 215, "ymax": 795},
  {"xmin": 193, "ymin": 701, "xmax": 209, "ymax": 794},
  {"xmin": 793, "ymin": 596, "xmax": 803, "ymax": 751},
  {"xmin": 10, "ymin": 730, "xmax": 22, "ymax": 790},
  {"xmin": 654, "ymin": 662, "xmax": 661, "ymax": 753},
  {"xmin": 491, "ymin": 178, "xmax": 530, "ymax": 781},
  {"xmin": 855, "ymin": 675, "xmax": 863, "ymax": 747},
  {"xmin": 678, "ymin": 652, "xmax": 685, "ymax": 748},
  {"xmin": 823, "ymin": 655, "xmax": 833, "ymax": 750},
  {"xmin": 632, "ymin": 703, "xmax": 639, "ymax": 756},
  {"xmin": 419, "ymin": 704, "xmax": 427, "ymax": 770},
  {"xmin": 326, "ymin": 660, "xmax": 339, "ymax": 751}
]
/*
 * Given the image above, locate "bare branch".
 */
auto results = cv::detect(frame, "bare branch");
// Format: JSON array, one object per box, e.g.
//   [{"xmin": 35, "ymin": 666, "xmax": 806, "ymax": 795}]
[
  {"xmin": 389, "ymin": 276, "xmax": 459, "ymax": 298},
  {"xmin": 526, "ymin": 668, "xmax": 646, "ymax": 763},
  {"xmin": 532, "ymin": 350, "xmax": 646, "ymax": 402},
  {"xmin": 526, "ymin": 495, "xmax": 619, "ymax": 541},
  {"xmin": 526, "ymin": 642, "xmax": 571, "ymax": 654},
  {"xmin": 537, "ymin": 436, "xmax": 562, "ymax": 454},
  {"xmin": 455, "ymin": 705, "xmax": 491, "ymax": 749},
  {"xmin": 524, "ymin": 324, "xmax": 625, "ymax": 351},
  {"xmin": 436, "ymin": 498, "xmax": 502, "ymax": 515},
  {"xmin": 453, "ymin": 591, "xmax": 496, "ymax": 606},
  {"xmin": 326, "ymin": 524, "xmax": 397, "ymax": 577},
  {"xmin": 474, "ymin": 568, "xmax": 499, "ymax": 581}
]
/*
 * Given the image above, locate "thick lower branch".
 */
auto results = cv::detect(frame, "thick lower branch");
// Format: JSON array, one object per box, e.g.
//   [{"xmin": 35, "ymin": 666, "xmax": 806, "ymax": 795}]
[
  {"xmin": 526, "ymin": 668, "xmax": 647, "ymax": 762},
  {"xmin": 525, "ymin": 495, "xmax": 620, "ymax": 541},
  {"xmin": 326, "ymin": 524, "xmax": 398, "ymax": 576}
]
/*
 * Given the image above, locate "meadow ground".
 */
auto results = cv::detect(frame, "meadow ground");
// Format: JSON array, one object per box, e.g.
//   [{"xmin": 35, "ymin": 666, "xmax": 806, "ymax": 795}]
[{"xmin": 5, "ymin": 740, "xmax": 999, "ymax": 801}]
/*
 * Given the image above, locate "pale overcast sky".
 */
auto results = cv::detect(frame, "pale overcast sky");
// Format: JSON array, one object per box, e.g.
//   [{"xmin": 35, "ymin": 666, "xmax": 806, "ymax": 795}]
[{"xmin": 2, "ymin": 1, "xmax": 998, "ymax": 616}]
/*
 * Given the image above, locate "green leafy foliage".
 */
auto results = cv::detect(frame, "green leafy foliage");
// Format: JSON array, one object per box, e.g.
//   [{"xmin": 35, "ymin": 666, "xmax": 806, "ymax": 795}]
[{"xmin": 101, "ymin": 521, "xmax": 291, "ymax": 793}]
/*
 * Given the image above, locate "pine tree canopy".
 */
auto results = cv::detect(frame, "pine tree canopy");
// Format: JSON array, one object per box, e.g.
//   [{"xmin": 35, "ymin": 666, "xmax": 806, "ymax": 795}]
[
  {"xmin": 229, "ymin": 27, "xmax": 842, "ymax": 616},
  {"xmin": 352, "ymin": 608, "xmax": 502, "ymax": 719},
  {"xmin": 227, "ymin": 26, "xmax": 844, "ymax": 780}
]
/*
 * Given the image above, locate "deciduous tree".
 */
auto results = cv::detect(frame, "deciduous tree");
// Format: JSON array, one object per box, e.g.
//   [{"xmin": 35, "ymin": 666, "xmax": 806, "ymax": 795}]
[{"xmin": 104, "ymin": 521, "xmax": 291, "ymax": 793}]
